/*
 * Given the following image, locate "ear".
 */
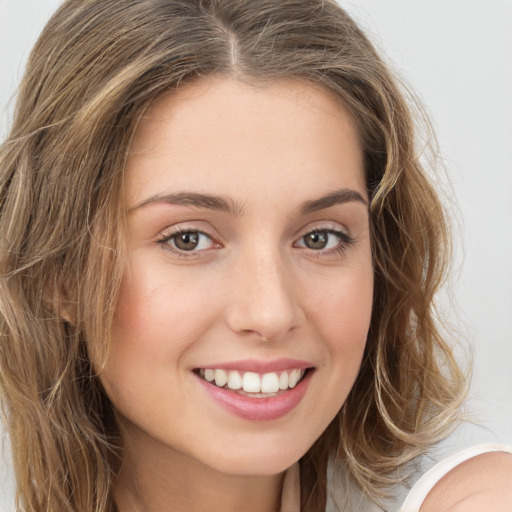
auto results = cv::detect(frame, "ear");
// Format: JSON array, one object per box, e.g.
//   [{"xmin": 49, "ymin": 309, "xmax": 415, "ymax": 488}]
[
  {"xmin": 55, "ymin": 291, "xmax": 78, "ymax": 325},
  {"xmin": 59, "ymin": 304, "xmax": 76, "ymax": 324},
  {"xmin": 44, "ymin": 280, "xmax": 78, "ymax": 325}
]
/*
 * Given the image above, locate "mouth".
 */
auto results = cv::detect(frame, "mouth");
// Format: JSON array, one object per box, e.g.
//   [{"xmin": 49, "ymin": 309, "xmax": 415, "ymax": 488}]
[
  {"xmin": 195, "ymin": 368, "xmax": 310, "ymax": 398},
  {"xmin": 194, "ymin": 362, "xmax": 315, "ymax": 421}
]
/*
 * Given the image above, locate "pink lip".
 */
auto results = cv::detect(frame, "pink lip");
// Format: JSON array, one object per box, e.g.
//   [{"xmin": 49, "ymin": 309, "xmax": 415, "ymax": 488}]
[
  {"xmin": 195, "ymin": 358, "xmax": 313, "ymax": 373},
  {"xmin": 196, "ymin": 369, "xmax": 313, "ymax": 421}
]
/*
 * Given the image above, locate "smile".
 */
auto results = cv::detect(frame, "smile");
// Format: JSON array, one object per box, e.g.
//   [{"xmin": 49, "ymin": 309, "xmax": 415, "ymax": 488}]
[
  {"xmin": 198, "ymin": 368, "xmax": 307, "ymax": 396},
  {"xmin": 195, "ymin": 361, "xmax": 314, "ymax": 421}
]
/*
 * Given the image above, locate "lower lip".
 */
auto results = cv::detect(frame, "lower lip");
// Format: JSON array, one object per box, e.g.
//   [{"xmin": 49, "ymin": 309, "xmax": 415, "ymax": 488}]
[{"xmin": 196, "ymin": 370, "xmax": 313, "ymax": 421}]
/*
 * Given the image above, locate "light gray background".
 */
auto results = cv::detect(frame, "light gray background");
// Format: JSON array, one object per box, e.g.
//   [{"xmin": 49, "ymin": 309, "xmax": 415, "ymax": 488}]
[{"xmin": 1, "ymin": 0, "xmax": 511, "ymax": 509}]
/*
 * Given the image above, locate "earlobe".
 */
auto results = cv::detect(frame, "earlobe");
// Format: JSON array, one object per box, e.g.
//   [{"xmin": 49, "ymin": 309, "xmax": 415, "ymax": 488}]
[
  {"xmin": 47, "ymin": 285, "xmax": 78, "ymax": 325},
  {"xmin": 56, "ymin": 293, "xmax": 79, "ymax": 325},
  {"xmin": 59, "ymin": 306, "xmax": 76, "ymax": 325}
]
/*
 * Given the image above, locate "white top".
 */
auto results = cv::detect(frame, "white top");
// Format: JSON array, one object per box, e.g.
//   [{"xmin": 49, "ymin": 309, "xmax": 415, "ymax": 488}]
[
  {"xmin": 400, "ymin": 443, "xmax": 512, "ymax": 512},
  {"xmin": 283, "ymin": 442, "xmax": 512, "ymax": 511}
]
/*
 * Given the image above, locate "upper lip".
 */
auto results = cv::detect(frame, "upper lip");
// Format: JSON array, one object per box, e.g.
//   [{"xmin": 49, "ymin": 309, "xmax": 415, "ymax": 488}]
[{"xmin": 193, "ymin": 358, "xmax": 314, "ymax": 373}]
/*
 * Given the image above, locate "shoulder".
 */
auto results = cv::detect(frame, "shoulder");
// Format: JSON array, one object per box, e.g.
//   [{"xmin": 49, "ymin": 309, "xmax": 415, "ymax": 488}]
[{"xmin": 420, "ymin": 451, "xmax": 512, "ymax": 512}]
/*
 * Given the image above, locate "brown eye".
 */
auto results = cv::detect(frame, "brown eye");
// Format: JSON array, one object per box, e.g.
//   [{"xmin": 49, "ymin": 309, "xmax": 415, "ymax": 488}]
[
  {"xmin": 303, "ymin": 231, "xmax": 329, "ymax": 249},
  {"xmin": 295, "ymin": 228, "xmax": 354, "ymax": 254},
  {"xmin": 173, "ymin": 232, "xmax": 200, "ymax": 251},
  {"xmin": 163, "ymin": 230, "xmax": 215, "ymax": 252}
]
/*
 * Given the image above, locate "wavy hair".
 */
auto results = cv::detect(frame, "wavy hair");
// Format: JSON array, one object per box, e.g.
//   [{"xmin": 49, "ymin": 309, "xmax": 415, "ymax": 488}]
[{"xmin": 0, "ymin": 1, "xmax": 466, "ymax": 510}]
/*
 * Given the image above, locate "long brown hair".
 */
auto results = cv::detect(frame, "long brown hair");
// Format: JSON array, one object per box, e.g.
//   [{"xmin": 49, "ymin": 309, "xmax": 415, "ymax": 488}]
[{"xmin": 0, "ymin": 1, "xmax": 465, "ymax": 510}]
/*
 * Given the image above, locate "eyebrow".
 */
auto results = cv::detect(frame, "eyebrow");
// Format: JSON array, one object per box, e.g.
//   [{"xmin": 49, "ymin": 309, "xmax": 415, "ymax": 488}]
[
  {"xmin": 129, "ymin": 188, "xmax": 368, "ymax": 215},
  {"xmin": 299, "ymin": 188, "xmax": 368, "ymax": 214},
  {"xmin": 130, "ymin": 192, "xmax": 244, "ymax": 215}
]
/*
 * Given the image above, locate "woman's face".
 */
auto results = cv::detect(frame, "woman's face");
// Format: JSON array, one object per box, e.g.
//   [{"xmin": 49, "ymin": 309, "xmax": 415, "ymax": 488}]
[{"xmin": 100, "ymin": 77, "xmax": 373, "ymax": 476}]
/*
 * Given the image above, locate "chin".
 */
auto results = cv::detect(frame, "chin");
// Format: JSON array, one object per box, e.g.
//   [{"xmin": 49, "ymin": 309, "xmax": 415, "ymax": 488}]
[{"xmin": 195, "ymin": 435, "xmax": 314, "ymax": 477}]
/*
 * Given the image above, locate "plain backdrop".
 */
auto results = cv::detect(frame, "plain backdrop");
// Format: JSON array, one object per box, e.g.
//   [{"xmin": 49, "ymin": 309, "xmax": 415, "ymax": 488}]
[{"xmin": 1, "ymin": 0, "xmax": 511, "ymax": 509}]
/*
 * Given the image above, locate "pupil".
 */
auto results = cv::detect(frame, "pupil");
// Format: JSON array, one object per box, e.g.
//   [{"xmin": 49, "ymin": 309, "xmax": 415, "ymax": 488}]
[
  {"xmin": 176, "ymin": 232, "xmax": 199, "ymax": 250},
  {"xmin": 305, "ymin": 231, "xmax": 327, "ymax": 249}
]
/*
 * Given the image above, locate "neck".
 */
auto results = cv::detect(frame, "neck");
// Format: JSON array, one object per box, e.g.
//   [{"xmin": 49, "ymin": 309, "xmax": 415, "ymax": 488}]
[{"xmin": 114, "ymin": 420, "xmax": 284, "ymax": 512}]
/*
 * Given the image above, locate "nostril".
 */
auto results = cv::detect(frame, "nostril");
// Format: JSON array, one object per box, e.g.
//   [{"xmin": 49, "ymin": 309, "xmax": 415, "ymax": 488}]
[{"xmin": 241, "ymin": 329, "xmax": 267, "ymax": 342}]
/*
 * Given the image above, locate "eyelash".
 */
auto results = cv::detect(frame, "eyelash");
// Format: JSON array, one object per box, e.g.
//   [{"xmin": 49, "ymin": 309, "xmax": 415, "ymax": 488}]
[
  {"xmin": 157, "ymin": 228, "xmax": 217, "ymax": 258},
  {"xmin": 157, "ymin": 226, "xmax": 355, "ymax": 258},
  {"xmin": 294, "ymin": 228, "xmax": 355, "ymax": 257}
]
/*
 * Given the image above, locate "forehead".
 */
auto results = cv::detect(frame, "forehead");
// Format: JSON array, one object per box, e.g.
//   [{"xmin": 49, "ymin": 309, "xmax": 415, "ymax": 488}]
[{"xmin": 125, "ymin": 76, "xmax": 366, "ymax": 208}]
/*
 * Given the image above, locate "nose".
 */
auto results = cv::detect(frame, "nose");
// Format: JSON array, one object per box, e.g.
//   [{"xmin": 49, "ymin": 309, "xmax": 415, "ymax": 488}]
[{"xmin": 225, "ymin": 247, "xmax": 303, "ymax": 342}]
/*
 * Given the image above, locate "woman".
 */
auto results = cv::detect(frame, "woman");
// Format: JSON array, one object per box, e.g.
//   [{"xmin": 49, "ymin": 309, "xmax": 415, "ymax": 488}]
[{"xmin": 0, "ymin": 1, "xmax": 510, "ymax": 511}]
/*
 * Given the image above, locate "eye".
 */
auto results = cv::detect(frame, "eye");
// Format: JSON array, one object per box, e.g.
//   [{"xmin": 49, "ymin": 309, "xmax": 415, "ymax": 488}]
[
  {"xmin": 159, "ymin": 229, "xmax": 216, "ymax": 253},
  {"xmin": 295, "ymin": 228, "xmax": 354, "ymax": 253},
  {"xmin": 301, "ymin": 231, "xmax": 335, "ymax": 250}
]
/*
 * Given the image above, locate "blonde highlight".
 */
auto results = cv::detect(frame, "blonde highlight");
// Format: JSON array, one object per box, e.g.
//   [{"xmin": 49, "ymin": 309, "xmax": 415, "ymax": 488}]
[{"xmin": 0, "ymin": 1, "xmax": 466, "ymax": 510}]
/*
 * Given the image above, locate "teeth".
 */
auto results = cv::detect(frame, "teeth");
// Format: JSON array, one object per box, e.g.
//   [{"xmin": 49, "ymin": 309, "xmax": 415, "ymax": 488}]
[
  {"xmin": 288, "ymin": 369, "xmax": 302, "ymax": 388},
  {"xmin": 278, "ymin": 371, "xmax": 289, "ymax": 390},
  {"xmin": 214, "ymin": 369, "xmax": 228, "ymax": 387},
  {"xmin": 242, "ymin": 372, "xmax": 261, "ymax": 393},
  {"xmin": 201, "ymin": 368, "xmax": 306, "ymax": 393},
  {"xmin": 261, "ymin": 372, "xmax": 279, "ymax": 393},
  {"xmin": 227, "ymin": 370, "xmax": 242, "ymax": 390}
]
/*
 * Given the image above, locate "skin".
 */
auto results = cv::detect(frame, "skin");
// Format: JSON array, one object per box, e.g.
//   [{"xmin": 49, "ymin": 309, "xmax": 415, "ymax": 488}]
[
  {"xmin": 101, "ymin": 77, "xmax": 374, "ymax": 512},
  {"xmin": 420, "ymin": 451, "xmax": 512, "ymax": 512}
]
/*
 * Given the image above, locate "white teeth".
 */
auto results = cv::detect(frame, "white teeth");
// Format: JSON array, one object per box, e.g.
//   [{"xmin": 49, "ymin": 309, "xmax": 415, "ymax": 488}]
[
  {"xmin": 242, "ymin": 372, "xmax": 261, "ymax": 393},
  {"xmin": 288, "ymin": 369, "xmax": 302, "ymax": 388},
  {"xmin": 278, "ymin": 371, "xmax": 289, "ymax": 390},
  {"xmin": 227, "ymin": 370, "xmax": 242, "ymax": 390},
  {"xmin": 201, "ymin": 368, "xmax": 307, "ymax": 393},
  {"xmin": 261, "ymin": 372, "xmax": 280, "ymax": 393},
  {"xmin": 214, "ymin": 369, "xmax": 228, "ymax": 387}
]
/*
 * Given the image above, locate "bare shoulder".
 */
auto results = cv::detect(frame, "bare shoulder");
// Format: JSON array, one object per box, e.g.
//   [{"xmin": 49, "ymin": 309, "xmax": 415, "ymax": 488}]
[{"xmin": 420, "ymin": 451, "xmax": 512, "ymax": 512}]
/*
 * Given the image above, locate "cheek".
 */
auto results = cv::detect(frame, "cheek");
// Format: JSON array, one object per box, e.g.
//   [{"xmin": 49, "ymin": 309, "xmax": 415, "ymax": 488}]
[
  {"xmin": 100, "ymin": 264, "xmax": 205, "ymax": 397},
  {"xmin": 291, "ymin": 264, "xmax": 373, "ymax": 443},
  {"xmin": 307, "ymin": 262, "xmax": 373, "ymax": 373},
  {"xmin": 112, "ymin": 260, "xmax": 221, "ymax": 352},
  {"xmin": 313, "ymin": 264, "xmax": 373, "ymax": 332},
  {"xmin": 101, "ymin": 259, "xmax": 234, "ymax": 407}
]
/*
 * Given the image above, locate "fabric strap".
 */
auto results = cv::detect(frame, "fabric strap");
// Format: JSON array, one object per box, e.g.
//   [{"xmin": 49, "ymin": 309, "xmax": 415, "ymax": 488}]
[{"xmin": 400, "ymin": 443, "xmax": 512, "ymax": 512}]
